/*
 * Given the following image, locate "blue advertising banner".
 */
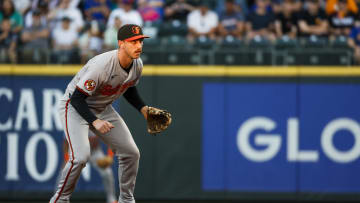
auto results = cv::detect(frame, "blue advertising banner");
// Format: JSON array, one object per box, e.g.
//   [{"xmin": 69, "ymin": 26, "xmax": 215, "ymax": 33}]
[
  {"xmin": 0, "ymin": 76, "xmax": 119, "ymax": 192},
  {"xmin": 202, "ymin": 83, "xmax": 360, "ymax": 193}
]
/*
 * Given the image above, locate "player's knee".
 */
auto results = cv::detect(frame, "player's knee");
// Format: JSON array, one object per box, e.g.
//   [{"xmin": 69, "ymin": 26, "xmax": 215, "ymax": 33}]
[
  {"xmin": 76, "ymin": 156, "xmax": 90, "ymax": 165},
  {"xmin": 74, "ymin": 151, "xmax": 91, "ymax": 165},
  {"xmin": 116, "ymin": 148, "xmax": 140, "ymax": 162},
  {"xmin": 129, "ymin": 148, "xmax": 140, "ymax": 161}
]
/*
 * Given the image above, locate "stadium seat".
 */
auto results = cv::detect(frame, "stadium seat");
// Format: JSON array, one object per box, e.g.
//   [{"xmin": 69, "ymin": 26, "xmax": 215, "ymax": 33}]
[
  {"xmin": 275, "ymin": 36, "xmax": 298, "ymax": 50},
  {"xmin": 194, "ymin": 36, "xmax": 215, "ymax": 50},
  {"xmin": 331, "ymin": 35, "xmax": 350, "ymax": 49},
  {"xmin": 301, "ymin": 35, "xmax": 328, "ymax": 48},
  {"xmin": 143, "ymin": 21, "xmax": 161, "ymax": 38},
  {"xmin": 164, "ymin": 35, "xmax": 188, "ymax": 50},
  {"xmin": 248, "ymin": 35, "xmax": 272, "ymax": 48},
  {"xmin": 143, "ymin": 37, "xmax": 162, "ymax": 51},
  {"xmin": 219, "ymin": 35, "xmax": 244, "ymax": 49},
  {"xmin": 159, "ymin": 20, "xmax": 188, "ymax": 37}
]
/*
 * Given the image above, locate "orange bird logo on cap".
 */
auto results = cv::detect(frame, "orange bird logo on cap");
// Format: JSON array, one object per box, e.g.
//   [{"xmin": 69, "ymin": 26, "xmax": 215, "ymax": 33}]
[{"xmin": 131, "ymin": 26, "xmax": 140, "ymax": 34}]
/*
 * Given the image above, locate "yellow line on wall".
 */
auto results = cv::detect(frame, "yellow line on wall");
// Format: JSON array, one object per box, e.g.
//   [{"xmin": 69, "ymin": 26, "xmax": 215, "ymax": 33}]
[
  {"xmin": 0, "ymin": 65, "xmax": 81, "ymax": 76},
  {"xmin": 0, "ymin": 65, "xmax": 360, "ymax": 77}
]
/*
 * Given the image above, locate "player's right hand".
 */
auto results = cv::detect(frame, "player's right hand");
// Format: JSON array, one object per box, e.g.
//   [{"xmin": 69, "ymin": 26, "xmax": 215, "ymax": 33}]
[{"xmin": 92, "ymin": 119, "xmax": 114, "ymax": 134}]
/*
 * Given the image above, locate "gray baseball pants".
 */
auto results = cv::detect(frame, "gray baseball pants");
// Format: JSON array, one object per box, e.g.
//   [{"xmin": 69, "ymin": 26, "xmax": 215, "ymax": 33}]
[
  {"xmin": 50, "ymin": 99, "xmax": 140, "ymax": 203},
  {"xmin": 89, "ymin": 144, "xmax": 117, "ymax": 203}
]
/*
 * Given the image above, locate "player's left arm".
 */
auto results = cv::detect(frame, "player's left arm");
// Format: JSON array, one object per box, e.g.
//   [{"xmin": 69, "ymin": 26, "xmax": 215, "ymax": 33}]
[
  {"xmin": 123, "ymin": 86, "xmax": 148, "ymax": 120},
  {"xmin": 123, "ymin": 87, "xmax": 172, "ymax": 134}
]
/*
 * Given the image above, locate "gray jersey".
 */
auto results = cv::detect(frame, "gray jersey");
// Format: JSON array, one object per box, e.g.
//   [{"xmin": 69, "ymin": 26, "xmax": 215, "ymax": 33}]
[{"xmin": 63, "ymin": 50, "xmax": 143, "ymax": 113}]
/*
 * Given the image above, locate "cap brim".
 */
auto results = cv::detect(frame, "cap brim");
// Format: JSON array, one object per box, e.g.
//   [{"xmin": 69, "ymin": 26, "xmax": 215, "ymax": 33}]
[{"xmin": 124, "ymin": 35, "xmax": 150, "ymax": 42}]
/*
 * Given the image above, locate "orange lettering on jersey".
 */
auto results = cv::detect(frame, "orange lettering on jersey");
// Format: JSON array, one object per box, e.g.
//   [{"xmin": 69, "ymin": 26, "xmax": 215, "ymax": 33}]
[
  {"xmin": 100, "ymin": 80, "xmax": 137, "ymax": 96},
  {"xmin": 100, "ymin": 84, "xmax": 121, "ymax": 96},
  {"xmin": 119, "ymin": 80, "xmax": 135, "ymax": 94}
]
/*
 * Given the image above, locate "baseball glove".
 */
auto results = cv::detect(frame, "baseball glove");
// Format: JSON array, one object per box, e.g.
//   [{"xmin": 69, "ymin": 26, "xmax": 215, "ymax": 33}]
[
  {"xmin": 96, "ymin": 155, "xmax": 113, "ymax": 169},
  {"xmin": 147, "ymin": 106, "xmax": 172, "ymax": 135}
]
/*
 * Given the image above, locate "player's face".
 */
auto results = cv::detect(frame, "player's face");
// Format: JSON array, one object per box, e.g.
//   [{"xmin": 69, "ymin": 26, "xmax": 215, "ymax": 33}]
[{"xmin": 124, "ymin": 39, "xmax": 144, "ymax": 59}]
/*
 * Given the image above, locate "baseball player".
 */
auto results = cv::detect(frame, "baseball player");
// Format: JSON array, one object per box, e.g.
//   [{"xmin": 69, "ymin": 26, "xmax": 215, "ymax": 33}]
[
  {"xmin": 50, "ymin": 24, "xmax": 170, "ymax": 203},
  {"xmin": 57, "ymin": 133, "xmax": 117, "ymax": 203}
]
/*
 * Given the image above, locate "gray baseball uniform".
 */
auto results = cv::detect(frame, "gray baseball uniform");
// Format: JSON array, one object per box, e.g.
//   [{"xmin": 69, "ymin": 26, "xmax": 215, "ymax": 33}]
[
  {"xmin": 50, "ymin": 50, "xmax": 143, "ymax": 203},
  {"xmin": 89, "ymin": 141, "xmax": 117, "ymax": 203},
  {"xmin": 54, "ymin": 132, "xmax": 117, "ymax": 203}
]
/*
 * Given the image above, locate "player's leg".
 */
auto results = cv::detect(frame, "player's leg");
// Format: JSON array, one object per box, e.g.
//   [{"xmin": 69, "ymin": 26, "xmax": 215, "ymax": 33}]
[
  {"xmin": 93, "ymin": 105, "xmax": 140, "ymax": 203},
  {"xmin": 53, "ymin": 139, "xmax": 69, "ymax": 193},
  {"xmin": 50, "ymin": 100, "xmax": 91, "ymax": 203},
  {"xmin": 89, "ymin": 135, "xmax": 117, "ymax": 203}
]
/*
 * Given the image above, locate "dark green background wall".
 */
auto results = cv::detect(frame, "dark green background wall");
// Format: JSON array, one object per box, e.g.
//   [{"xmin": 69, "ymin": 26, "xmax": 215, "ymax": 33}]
[{"xmin": 118, "ymin": 76, "xmax": 360, "ymax": 201}]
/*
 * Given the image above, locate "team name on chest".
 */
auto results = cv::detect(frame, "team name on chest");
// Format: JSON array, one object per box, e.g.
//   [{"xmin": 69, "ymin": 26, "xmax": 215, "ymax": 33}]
[{"xmin": 100, "ymin": 80, "xmax": 136, "ymax": 96}]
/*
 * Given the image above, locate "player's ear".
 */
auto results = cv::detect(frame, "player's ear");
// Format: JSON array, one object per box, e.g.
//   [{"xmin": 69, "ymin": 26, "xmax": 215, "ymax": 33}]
[{"xmin": 118, "ymin": 40, "xmax": 123, "ymax": 48}]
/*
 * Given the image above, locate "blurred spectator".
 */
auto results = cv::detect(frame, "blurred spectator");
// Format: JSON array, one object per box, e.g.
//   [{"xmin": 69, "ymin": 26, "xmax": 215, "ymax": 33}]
[
  {"xmin": 272, "ymin": 0, "xmax": 303, "ymax": 14},
  {"xmin": 187, "ymin": 2, "xmax": 218, "ymax": 42},
  {"xmin": 270, "ymin": 0, "xmax": 283, "ymax": 15},
  {"xmin": 249, "ymin": 0, "xmax": 274, "ymax": 12},
  {"xmin": 327, "ymin": 0, "xmax": 359, "ymax": 39},
  {"xmin": 78, "ymin": 20, "xmax": 103, "ymax": 64},
  {"xmin": 51, "ymin": 16, "xmax": 79, "ymax": 64},
  {"xmin": 245, "ymin": 0, "xmax": 276, "ymax": 42},
  {"xmin": 104, "ymin": 17, "xmax": 122, "ymax": 50},
  {"xmin": 217, "ymin": 0, "xmax": 245, "ymax": 40},
  {"xmin": 284, "ymin": 0, "xmax": 303, "ymax": 12},
  {"xmin": 107, "ymin": 0, "xmax": 143, "ymax": 28},
  {"xmin": 13, "ymin": 0, "xmax": 31, "ymax": 15},
  {"xmin": 297, "ymin": 0, "xmax": 328, "ymax": 37},
  {"xmin": 326, "ymin": 0, "xmax": 358, "ymax": 15},
  {"xmin": 0, "ymin": 18, "xmax": 17, "ymax": 63},
  {"xmin": 0, "ymin": 0, "xmax": 23, "ymax": 33},
  {"xmin": 215, "ymin": 0, "xmax": 248, "ymax": 17},
  {"xmin": 24, "ymin": 1, "xmax": 49, "ymax": 28},
  {"xmin": 21, "ymin": 10, "xmax": 50, "ymax": 63},
  {"xmin": 31, "ymin": 0, "xmax": 81, "ymax": 10},
  {"xmin": 293, "ymin": 0, "xmax": 303, "ymax": 12},
  {"xmin": 348, "ymin": 26, "xmax": 360, "ymax": 64},
  {"xmin": 275, "ymin": 0, "xmax": 298, "ymax": 39},
  {"xmin": 84, "ymin": 0, "xmax": 112, "ymax": 25},
  {"xmin": 137, "ymin": 0, "xmax": 164, "ymax": 23},
  {"xmin": 48, "ymin": 0, "xmax": 85, "ymax": 31},
  {"xmin": 164, "ymin": 0, "xmax": 195, "ymax": 22}
]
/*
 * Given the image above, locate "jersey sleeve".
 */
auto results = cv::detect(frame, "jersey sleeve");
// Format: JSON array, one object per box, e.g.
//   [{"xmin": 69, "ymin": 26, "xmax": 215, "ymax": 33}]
[
  {"xmin": 133, "ymin": 58, "xmax": 143, "ymax": 87},
  {"xmin": 76, "ymin": 65, "xmax": 106, "ymax": 96}
]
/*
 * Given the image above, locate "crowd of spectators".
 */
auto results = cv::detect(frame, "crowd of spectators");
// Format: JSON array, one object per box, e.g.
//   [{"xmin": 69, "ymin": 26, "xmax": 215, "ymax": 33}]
[{"xmin": 1, "ymin": 0, "xmax": 360, "ymax": 64}]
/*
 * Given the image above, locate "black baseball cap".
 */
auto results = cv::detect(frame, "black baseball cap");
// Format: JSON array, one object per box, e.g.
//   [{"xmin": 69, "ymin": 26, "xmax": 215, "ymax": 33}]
[{"xmin": 117, "ymin": 24, "xmax": 149, "ymax": 42}]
